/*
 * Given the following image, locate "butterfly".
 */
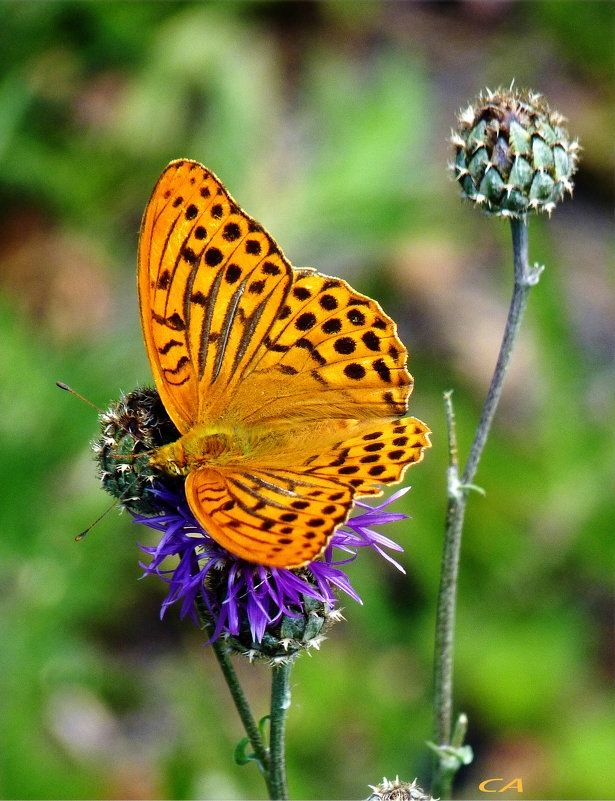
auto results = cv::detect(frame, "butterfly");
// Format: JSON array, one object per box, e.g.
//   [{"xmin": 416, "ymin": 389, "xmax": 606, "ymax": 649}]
[{"xmin": 138, "ymin": 160, "xmax": 431, "ymax": 569}]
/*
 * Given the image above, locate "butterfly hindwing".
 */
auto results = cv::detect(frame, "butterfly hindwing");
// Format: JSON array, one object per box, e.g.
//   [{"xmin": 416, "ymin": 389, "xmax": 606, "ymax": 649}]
[
  {"xmin": 182, "ymin": 416, "xmax": 430, "ymax": 568},
  {"xmin": 185, "ymin": 466, "xmax": 353, "ymax": 568},
  {"xmin": 301, "ymin": 417, "xmax": 431, "ymax": 497}
]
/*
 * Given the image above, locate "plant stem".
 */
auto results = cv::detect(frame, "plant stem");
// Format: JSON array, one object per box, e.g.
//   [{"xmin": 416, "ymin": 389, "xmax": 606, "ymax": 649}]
[
  {"xmin": 211, "ymin": 637, "xmax": 271, "ymax": 771},
  {"xmin": 268, "ymin": 662, "xmax": 292, "ymax": 800},
  {"xmin": 194, "ymin": 598, "xmax": 271, "ymax": 778},
  {"xmin": 431, "ymin": 216, "xmax": 539, "ymax": 798},
  {"xmin": 461, "ymin": 217, "xmax": 536, "ymax": 487}
]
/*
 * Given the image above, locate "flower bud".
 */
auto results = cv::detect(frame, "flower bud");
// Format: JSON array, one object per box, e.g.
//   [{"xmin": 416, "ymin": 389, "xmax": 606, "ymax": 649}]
[
  {"xmin": 367, "ymin": 776, "xmax": 434, "ymax": 801},
  {"xmin": 452, "ymin": 86, "xmax": 579, "ymax": 217},
  {"xmin": 94, "ymin": 387, "xmax": 181, "ymax": 516},
  {"xmin": 197, "ymin": 571, "xmax": 343, "ymax": 665}
]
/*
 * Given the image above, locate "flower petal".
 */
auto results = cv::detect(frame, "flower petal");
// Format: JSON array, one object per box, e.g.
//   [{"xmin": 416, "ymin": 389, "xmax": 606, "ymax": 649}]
[{"xmin": 133, "ymin": 483, "xmax": 413, "ymax": 643}]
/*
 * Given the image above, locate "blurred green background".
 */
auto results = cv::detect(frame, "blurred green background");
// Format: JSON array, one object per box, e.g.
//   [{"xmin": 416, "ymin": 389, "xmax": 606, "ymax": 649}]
[{"xmin": 0, "ymin": 2, "xmax": 613, "ymax": 799}]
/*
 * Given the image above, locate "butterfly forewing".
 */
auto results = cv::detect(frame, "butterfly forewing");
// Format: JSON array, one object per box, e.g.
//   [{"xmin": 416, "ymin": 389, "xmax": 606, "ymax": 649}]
[
  {"xmin": 138, "ymin": 160, "xmax": 293, "ymax": 431},
  {"xmin": 226, "ymin": 270, "xmax": 412, "ymax": 426},
  {"xmin": 139, "ymin": 162, "xmax": 211, "ymax": 432},
  {"xmin": 186, "ymin": 211, "xmax": 293, "ymax": 420}
]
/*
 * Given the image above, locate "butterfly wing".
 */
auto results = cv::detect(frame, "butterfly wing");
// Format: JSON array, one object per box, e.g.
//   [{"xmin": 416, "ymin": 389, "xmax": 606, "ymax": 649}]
[
  {"xmin": 139, "ymin": 160, "xmax": 413, "ymax": 432},
  {"xmin": 222, "ymin": 268, "xmax": 412, "ymax": 426},
  {"xmin": 185, "ymin": 466, "xmax": 352, "ymax": 568},
  {"xmin": 184, "ymin": 415, "xmax": 430, "ymax": 568},
  {"xmin": 139, "ymin": 160, "xmax": 431, "ymax": 568},
  {"xmin": 300, "ymin": 416, "xmax": 431, "ymax": 496},
  {"xmin": 138, "ymin": 159, "xmax": 293, "ymax": 433}
]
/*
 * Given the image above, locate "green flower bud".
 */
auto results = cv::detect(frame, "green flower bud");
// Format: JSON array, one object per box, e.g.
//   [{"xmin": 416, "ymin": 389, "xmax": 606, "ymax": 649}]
[
  {"xmin": 197, "ymin": 582, "xmax": 343, "ymax": 666},
  {"xmin": 94, "ymin": 387, "xmax": 182, "ymax": 516},
  {"xmin": 452, "ymin": 86, "xmax": 579, "ymax": 217}
]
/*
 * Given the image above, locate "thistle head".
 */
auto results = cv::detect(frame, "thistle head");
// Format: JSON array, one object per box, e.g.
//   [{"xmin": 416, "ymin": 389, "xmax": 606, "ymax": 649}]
[
  {"xmin": 94, "ymin": 388, "xmax": 418, "ymax": 656},
  {"xmin": 94, "ymin": 387, "xmax": 182, "ymax": 516},
  {"xmin": 452, "ymin": 85, "xmax": 579, "ymax": 217},
  {"xmin": 367, "ymin": 776, "xmax": 434, "ymax": 801}
]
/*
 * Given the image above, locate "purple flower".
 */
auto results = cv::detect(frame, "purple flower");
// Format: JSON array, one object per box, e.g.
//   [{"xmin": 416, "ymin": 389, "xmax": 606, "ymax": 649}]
[{"xmin": 134, "ymin": 485, "xmax": 412, "ymax": 646}]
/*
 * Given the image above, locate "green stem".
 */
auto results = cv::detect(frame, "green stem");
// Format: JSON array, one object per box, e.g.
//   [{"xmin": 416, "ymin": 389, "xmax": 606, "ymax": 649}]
[
  {"xmin": 431, "ymin": 216, "xmax": 539, "ymax": 798},
  {"xmin": 194, "ymin": 598, "xmax": 271, "ymax": 778},
  {"xmin": 268, "ymin": 662, "xmax": 292, "ymax": 800},
  {"xmin": 461, "ymin": 217, "xmax": 537, "ymax": 487},
  {"xmin": 211, "ymin": 638, "xmax": 271, "ymax": 773}
]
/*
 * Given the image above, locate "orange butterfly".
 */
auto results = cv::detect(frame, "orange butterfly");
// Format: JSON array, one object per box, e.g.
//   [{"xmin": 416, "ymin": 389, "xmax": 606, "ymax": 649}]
[{"xmin": 138, "ymin": 160, "xmax": 431, "ymax": 568}]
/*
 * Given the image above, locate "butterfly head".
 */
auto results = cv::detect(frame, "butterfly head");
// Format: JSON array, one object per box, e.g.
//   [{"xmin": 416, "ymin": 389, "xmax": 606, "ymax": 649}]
[{"xmin": 149, "ymin": 441, "xmax": 187, "ymax": 477}]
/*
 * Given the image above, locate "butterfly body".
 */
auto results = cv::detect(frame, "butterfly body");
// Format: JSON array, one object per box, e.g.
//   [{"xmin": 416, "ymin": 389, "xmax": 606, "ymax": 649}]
[
  {"xmin": 150, "ymin": 421, "xmax": 265, "ymax": 475},
  {"xmin": 139, "ymin": 160, "xmax": 431, "ymax": 568}
]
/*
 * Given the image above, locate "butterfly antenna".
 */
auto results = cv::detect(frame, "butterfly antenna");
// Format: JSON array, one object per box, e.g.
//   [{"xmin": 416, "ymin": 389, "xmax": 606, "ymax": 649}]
[
  {"xmin": 76, "ymin": 477, "xmax": 144, "ymax": 541},
  {"xmin": 76, "ymin": 497, "xmax": 122, "ymax": 540},
  {"xmin": 56, "ymin": 381, "xmax": 104, "ymax": 413}
]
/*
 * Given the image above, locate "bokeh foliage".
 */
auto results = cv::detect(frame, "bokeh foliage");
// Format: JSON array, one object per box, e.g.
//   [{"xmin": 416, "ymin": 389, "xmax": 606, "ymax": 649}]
[{"xmin": 0, "ymin": 2, "xmax": 613, "ymax": 799}]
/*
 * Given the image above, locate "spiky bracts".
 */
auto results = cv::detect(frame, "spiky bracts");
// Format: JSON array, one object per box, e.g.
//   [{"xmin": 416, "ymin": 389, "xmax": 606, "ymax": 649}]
[
  {"xmin": 367, "ymin": 776, "xmax": 435, "ymax": 801},
  {"xmin": 452, "ymin": 86, "xmax": 579, "ymax": 217},
  {"xmin": 94, "ymin": 387, "xmax": 182, "ymax": 516}
]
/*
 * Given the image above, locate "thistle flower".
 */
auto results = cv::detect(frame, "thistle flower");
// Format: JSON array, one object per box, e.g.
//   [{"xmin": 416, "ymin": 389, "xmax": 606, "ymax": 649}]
[
  {"xmin": 95, "ymin": 387, "xmax": 183, "ymax": 516},
  {"xmin": 452, "ymin": 85, "xmax": 579, "ymax": 217},
  {"xmin": 95, "ymin": 388, "xmax": 415, "ymax": 662},
  {"xmin": 367, "ymin": 776, "xmax": 434, "ymax": 801},
  {"xmin": 134, "ymin": 483, "xmax": 412, "ymax": 662}
]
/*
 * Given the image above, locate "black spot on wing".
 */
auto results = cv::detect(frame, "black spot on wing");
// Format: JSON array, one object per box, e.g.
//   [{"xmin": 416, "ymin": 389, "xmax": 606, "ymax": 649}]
[{"xmin": 344, "ymin": 363, "xmax": 366, "ymax": 380}]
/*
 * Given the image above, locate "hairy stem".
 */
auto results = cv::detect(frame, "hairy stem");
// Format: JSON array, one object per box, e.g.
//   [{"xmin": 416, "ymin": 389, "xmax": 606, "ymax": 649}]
[
  {"xmin": 194, "ymin": 598, "xmax": 271, "ymax": 781},
  {"xmin": 431, "ymin": 217, "xmax": 538, "ymax": 798},
  {"xmin": 268, "ymin": 662, "xmax": 292, "ymax": 800},
  {"xmin": 461, "ymin": 218, "xmax": 535, "ymax": 487}
]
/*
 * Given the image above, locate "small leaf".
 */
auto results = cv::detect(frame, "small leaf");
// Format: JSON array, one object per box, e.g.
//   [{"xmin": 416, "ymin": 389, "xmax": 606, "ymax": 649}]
[
  {"xmin": 234, "ymin": 736, "xmax": 255, "ymax": 766},
  {"xmin": 479, "ymin": 167, "xmax": 505, "ymax": 203},
  {"xmin": 258, "ymin": 714, "xmax": 271, "ymax": 739},
  {"xmin": 529, "ymin": 171, "xmax": 555, "ymax": 201},
  {"xmin": 425, "ymin": 740, "xmax": 475, "ymax": 770},
  {"xmin": 468, "ymin": 147, "xmax": 488, "ymax": 182},
  {"xmin": 509, "ymin": 156, "xmax": 533, "ymax": 191},
  {"xmin": 540, "ymin": 121, "xmax": 558, "ymax": 146},
  {"xmin": 457, "ymin": 744, "xmax": 474, "ymax": 766},
  {"xmin": 532, "ymin": 136, "xmax": 555, "ymax": 170},
  {"xmin": 553, "ymin": 145, "xmax": 570, "ymax": 181},
  {"xmin": 467, "ymin": 119, "xmax": 487, "ymax": 150},
  {"xmin": 502, "ymin": 188, "xmax": 529, "ymax": 214}
]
